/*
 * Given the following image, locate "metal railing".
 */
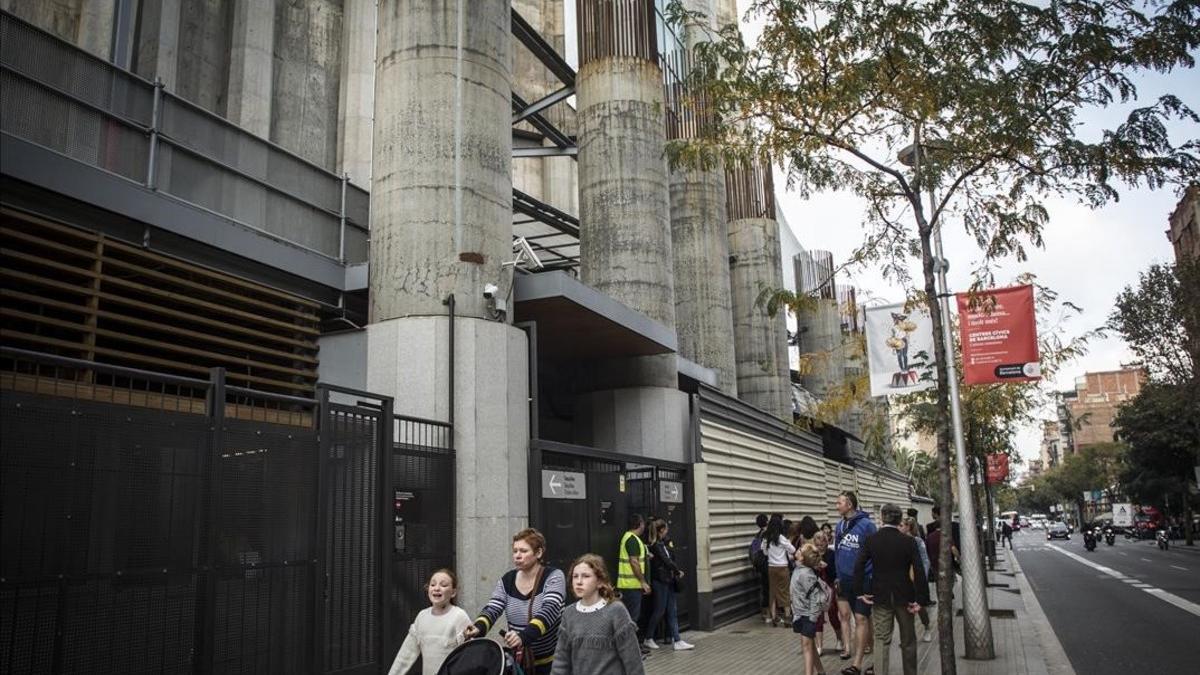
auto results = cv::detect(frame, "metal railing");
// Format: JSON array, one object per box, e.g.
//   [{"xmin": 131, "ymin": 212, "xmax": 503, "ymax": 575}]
[{"xmin": 0, "ymin": 10, "xmax": 369, "ymax": 264}]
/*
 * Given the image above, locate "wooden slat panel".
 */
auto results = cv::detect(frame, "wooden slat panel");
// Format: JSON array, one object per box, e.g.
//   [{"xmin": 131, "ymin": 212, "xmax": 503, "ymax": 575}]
[
  {"xmin": 102, "ymin": 256, "xmax": 319, "ymax": 322},
  {"xmin": 102, "ymin": 236, "xmax": 320, "ymax": 309},
  {"xmin": 2, "ymin": 208, "xmax": 321, "ymax": 397}
]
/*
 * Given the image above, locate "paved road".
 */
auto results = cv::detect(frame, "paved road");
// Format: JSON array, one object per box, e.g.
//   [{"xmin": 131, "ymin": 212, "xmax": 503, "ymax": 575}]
[{"xmin": 1012, "ymin": 530, "xmax": 1200, "ymax": 675}]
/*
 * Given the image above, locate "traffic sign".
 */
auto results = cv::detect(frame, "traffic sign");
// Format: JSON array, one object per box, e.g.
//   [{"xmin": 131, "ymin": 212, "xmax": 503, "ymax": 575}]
[{"xmin": 541, "ymin": 470, "xmax": 586, "ymax": 500}]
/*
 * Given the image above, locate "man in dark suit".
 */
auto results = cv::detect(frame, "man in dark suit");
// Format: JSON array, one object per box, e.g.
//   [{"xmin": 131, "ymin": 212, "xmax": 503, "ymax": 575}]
[{"xmin": 852, "ymin": 503, "xmax": 931, "ymax": 675}]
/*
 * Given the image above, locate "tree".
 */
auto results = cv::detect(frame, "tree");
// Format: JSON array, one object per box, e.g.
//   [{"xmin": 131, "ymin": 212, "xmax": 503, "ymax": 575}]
[
  {"xmin": 668, "ymin": 1, "xmax": 1199, "ymax": 667},
  {"xmin": 1108, "ymin": 259, "xmax": 1200, "ymax": 384},
  {"xmin": 1114, "ymin": 382, "xmax": 1200, "ymax": 545}
]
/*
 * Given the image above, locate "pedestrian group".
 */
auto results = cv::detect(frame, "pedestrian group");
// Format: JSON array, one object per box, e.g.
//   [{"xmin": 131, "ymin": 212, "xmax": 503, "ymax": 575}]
[
  {"xmin": 751, "ymin": 491, "xmax": 947, "ymax": 675},
  {"xmin": 388, "ymin": 491, "xmax": 946, "ymax": 675},
  {"xmin": 388, "ymin": 514, "xmax": 691, "ymax": 675}
]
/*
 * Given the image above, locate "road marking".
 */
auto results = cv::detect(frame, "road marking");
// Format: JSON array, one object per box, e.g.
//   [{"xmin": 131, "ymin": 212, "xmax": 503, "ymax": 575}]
[
  {"xmin": 1047, "ymin": 545, "xmax": 1200, "ymax": 619},
  {"xmin": 1170, "ymin": 565, "xmax": 1188, "ymax": 571},
  {"xmin": 1117, "ymin": 552, "xmax": 1127, "ymax": 556},
  {"xmin": 1141, "ymin": 558, "xmax": 1152, "ymax": 562}
]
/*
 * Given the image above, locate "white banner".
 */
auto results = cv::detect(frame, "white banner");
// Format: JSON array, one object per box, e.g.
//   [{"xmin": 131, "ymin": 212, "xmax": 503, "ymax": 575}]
[
  {"xmin": 864, "ymin": 302, "xmax": 937, "ymax": 397},
  {"xmin": 1112, "ymin": 503, "xmax": 1133, "ymax": 527}
]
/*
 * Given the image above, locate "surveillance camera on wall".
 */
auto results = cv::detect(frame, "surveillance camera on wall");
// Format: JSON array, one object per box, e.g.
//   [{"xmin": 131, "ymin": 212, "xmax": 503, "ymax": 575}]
[
  {"xmin": 502, "ymin": 237, "xmax": 544, "ymax": 271},
  {"xmin": 483, "ymin": 283, "xmax": 498, "ymax": 299}
]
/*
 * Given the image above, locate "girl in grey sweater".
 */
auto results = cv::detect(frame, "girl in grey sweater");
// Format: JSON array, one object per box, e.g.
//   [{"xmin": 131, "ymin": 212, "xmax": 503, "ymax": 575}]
[{"xmin": 551, "ymin": 554, "xmax": 645, "ymax": 675}]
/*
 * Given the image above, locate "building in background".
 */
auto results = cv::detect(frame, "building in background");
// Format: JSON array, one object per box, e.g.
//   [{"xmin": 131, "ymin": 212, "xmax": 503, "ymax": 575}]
[
  {"xmin": 1058, "ymin": 366, "xmax": 1147, "ymax": 454},
  {"xmin": 1040, "ymin": 419, "xmax": 1063, "ymax": 469},
  {"xmin": 1167, "ymin": 183, "xmax": 1199, "ymax": 262}
]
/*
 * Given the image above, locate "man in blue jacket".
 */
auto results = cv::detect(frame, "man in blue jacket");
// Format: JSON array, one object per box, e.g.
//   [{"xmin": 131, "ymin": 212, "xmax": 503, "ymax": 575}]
[{"xmin": 834, "ymin": 490, "xmax": 877, "ymax": 675}]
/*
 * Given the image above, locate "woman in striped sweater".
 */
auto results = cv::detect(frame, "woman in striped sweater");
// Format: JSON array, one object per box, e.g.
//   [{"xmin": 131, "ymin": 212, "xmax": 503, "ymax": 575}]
[{"xmin": 463, "ymin": 528, "xmax": 565, "ymax": 674}]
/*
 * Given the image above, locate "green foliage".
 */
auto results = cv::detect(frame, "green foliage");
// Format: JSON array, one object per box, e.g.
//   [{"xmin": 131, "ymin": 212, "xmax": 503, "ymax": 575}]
[
  {"xmin": 1108, "ymin": 259, "xmax": 1200, "ymax": 384},
  {"xmin": 1113, "ymin": 381, "xmax": 1200, "ymax": 506}
]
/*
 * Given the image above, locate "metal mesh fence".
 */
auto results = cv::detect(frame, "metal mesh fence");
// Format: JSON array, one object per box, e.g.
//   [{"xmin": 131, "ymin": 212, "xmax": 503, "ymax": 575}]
[{"xmin": 0, "ymin": 350, "xmax": 450, "ymax": 675}]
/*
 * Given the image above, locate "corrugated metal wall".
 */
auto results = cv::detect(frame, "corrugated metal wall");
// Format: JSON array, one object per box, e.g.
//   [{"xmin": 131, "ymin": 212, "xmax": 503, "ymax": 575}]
[
  {"xmin": 699, "ymin": 419, "xmax": 827, "ymax": 626},
  {"xmin": 824, "ymin": 459, "xmax": 855, "ymax": 522},
  {"xmin": 854, "ymin": 464, "xmax": 913, "ymax": 519}
]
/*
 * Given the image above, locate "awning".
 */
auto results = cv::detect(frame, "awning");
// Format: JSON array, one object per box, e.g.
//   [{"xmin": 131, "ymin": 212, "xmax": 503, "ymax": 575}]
[{"xmin": 514, "ymin": 271, "xmax": 676, "ymax": 361}]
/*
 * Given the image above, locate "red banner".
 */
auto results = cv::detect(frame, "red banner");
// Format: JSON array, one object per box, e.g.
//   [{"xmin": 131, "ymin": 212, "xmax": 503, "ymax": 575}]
[
  {"xmin": 957, "ymin": 284, "xmax": 1041, "ymax": 385},
  {"xmin": 986, "ymin": 453, "xmax": 1010, "ymax": 484}
]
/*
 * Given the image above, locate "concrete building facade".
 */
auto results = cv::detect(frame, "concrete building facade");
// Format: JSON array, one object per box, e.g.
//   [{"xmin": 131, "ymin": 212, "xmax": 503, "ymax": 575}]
[
  {"xmin": 1167, "ymin": 183, "xmax": 1199, "ymax": 262},
  {"xmin": 0, "ymin": 0, "xmax": 916, "ymax": 656}
]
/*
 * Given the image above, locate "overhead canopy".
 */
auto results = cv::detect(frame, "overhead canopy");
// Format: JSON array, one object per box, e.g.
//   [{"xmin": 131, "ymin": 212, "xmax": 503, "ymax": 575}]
[{"xmin": 514, "ymin": 271, "xmax": 675, "ymax": 361}]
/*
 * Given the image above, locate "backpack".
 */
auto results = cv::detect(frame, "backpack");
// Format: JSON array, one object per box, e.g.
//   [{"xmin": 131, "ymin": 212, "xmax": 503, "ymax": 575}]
[
  {"xmin": 806, "ymin": 576, "xmax": 833, "ymax": 616},
  {"xmin": 749, "ymin": 533, "xmax": 767, "ymax": 569}
]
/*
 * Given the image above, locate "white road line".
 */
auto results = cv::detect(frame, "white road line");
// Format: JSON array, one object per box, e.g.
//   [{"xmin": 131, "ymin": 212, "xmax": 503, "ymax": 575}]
[
  {"xmin": 1170, "ymin": 565, "xmax": 1188, "ymax": 571},
  {"xmin": 1047, "ymin": 544, "xmax": 1200, "ymax": 619},
  {"xmin": 1141, "ymin": 558, "xmax": 1152, "ymax": 562},
  {"xmin": 1117, "ymin": 552, "xmax": 1127, "ymax": 556}
]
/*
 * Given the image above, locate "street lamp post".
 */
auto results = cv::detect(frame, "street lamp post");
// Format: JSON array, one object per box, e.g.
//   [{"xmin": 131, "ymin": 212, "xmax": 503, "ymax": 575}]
[{"xmin": 900, "ymin": 141, "xmax": 996, "ymax": 660}]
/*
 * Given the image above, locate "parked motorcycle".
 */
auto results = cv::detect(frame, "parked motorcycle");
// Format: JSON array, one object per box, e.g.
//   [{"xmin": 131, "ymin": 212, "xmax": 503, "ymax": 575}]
[
  {"xmin": 1157, "ymin": 528, "xmax": 1170, "ymax": 551},
  {"xmin": 1104, "ymin": 528, "xmax": 1115, "ymax": 546}
]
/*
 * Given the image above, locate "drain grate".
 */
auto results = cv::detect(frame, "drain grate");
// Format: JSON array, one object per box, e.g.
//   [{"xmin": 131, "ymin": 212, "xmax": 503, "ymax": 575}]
[{"xmin": 956, "ymin": 608, "xmax": 1017, "ymax": 618}]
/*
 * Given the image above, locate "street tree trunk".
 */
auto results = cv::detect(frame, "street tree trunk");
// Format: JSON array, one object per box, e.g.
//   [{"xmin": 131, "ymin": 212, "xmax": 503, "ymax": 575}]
[{"xmin": 917, "ymin": 217, "xmax": 957, "ymax": 674}]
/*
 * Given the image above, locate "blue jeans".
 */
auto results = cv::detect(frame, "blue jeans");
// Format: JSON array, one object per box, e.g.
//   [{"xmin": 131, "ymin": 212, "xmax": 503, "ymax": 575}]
[
  {"xmin": 647, "ymin": 579, "xmax": 681, "ymax": 642},
  {"xmin": 620, "ymin": 588, "xmax": 645, "ymax": 640}
]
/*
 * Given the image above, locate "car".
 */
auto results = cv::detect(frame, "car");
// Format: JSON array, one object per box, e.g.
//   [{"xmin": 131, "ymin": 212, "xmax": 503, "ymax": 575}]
[{"xmin": 1046, "ymin": 522, "xmax": 1071, "ymax": 540}]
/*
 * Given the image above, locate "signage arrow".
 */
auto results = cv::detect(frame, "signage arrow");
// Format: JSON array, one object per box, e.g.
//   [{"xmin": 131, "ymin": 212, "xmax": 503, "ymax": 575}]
[{"xmin": 548, "ymin": 474, "xmax": 562, "ymax": 495}]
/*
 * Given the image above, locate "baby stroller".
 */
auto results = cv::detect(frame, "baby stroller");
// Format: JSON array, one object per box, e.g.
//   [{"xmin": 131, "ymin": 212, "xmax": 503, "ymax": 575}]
[{"xmin": 435, "ymin": 637, "xmax": 526, "ymax": 675}]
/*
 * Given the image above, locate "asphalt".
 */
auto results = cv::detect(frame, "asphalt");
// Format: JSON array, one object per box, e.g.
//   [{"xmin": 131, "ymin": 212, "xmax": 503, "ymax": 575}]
[{"xmin": 1012, "ymin": 530, "xmax": 1200, "ymax": 675}]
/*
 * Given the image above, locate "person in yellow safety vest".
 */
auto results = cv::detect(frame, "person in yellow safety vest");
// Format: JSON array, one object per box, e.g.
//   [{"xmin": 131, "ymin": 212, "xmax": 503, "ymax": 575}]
[{"xmin": 617, "ymin": 513, "xmax": 652, "ymax": 652}]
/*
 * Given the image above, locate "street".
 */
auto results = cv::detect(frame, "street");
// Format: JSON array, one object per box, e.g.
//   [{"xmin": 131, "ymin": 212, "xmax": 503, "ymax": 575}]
[{"xmin": 1012, "ymin": 529, "xmax": 1200, "ymax": 675}]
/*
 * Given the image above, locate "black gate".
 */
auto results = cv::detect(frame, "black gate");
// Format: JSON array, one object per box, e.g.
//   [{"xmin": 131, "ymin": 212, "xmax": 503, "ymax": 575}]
[
  {"xmin": 529, "ymin": 440, "xmax": 696, "ymax": 631},
  {"xmin": 0, "ymin": 348, "xmax": 455, "ymax": 674}
]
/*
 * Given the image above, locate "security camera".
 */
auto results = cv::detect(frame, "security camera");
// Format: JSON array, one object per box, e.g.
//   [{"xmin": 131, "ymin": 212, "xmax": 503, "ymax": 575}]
[
  {"xmin": 514, "ymin": 237, "xmax": 544, "ymax": 270},
  {"xmin": 483, "ymin": 283, "xmax": 498, "ymax": 299}
]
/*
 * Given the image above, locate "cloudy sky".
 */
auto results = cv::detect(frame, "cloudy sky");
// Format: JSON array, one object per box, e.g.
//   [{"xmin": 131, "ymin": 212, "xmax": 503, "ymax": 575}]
[{"xmin": 738, "ymin": 7, "xmax": 1200, "ymax": 470}]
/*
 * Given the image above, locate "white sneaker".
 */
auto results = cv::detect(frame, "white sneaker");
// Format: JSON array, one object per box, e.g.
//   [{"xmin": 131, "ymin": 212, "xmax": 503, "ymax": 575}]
[
  {"xmin": 643, "ymin": 639, "xmax": 660, "ymax": 650},
  {"xmin": 923, "ymin": 626, "xmax": 934, "ymax": 642},
  {"xmin": 673, "ymin": 640, "xmax": 695, "ymax": 651}
]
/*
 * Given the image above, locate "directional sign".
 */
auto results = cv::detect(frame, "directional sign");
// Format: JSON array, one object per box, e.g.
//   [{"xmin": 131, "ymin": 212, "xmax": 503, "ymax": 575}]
[
  {"xmin": 1113, "ymin": 503, "xmax": 1133, "ymax": 527},
  {"xmin": 659, "ymin": 480, "xmax": 683, "ymax": 504},
  {"xmin": 541, "ymin": 470, "xmax": 586, "ymax": 500}
]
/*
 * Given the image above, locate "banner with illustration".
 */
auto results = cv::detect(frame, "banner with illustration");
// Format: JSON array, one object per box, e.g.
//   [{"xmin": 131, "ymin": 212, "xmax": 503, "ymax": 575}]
[{"xmin": 864, "ymin": 302, "xmax": 937, "ymax": 397}]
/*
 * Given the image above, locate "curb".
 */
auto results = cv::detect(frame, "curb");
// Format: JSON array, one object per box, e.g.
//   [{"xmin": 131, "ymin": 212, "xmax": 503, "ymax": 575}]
[{"xmin": 1008, "ymin": 548, "xmax": 1076, "ymax": 675}]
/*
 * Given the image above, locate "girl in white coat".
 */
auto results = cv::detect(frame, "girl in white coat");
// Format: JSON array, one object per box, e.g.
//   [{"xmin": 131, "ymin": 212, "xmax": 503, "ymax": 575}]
[{"xmin": 388, "ymin": 569, "xmax": 472, "ymax": 675}]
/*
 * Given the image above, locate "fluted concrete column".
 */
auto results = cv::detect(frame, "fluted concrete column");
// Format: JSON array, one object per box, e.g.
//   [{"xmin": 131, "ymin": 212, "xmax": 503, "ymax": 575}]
[
  {"xmin": 226, "ymin": 0, "xmax": 274, "ymax": 138},
  {"xmin": 370, "ymin": 0, "xmax": 512, "ymax": 322},
  {"xmin": 727, "ymin": 161, "xmax": 790, "ymax": 418},
  {"xmin": 369, "ymin": 0, "xmax": 526, "ymax": 615},
  {"xmin": 668, "ymin": 0, "xmax": 737, "ymax": 394},
  {"xmin": 337, "ymin": 0, "xmax": 376, "ymax": 184}
]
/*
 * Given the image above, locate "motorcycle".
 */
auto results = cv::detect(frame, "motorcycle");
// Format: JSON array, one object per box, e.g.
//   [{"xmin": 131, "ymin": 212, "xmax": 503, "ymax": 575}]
[
  {"xmin": 1104, "ymin": 528, "xmax": 1115, "ymax": 546},
  {"xmin": 1083, "ymin": 529, "xmax": 1098, "ymax": 552},
  {"xmin": 1157, "ymin": 529, "xmax": 1170, "ymax": 551}
]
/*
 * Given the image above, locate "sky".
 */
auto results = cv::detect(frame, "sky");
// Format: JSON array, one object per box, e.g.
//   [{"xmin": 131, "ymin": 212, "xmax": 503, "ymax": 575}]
[{"xmin": 733, "ymin": 4, "xmax": 1200, "ymax": 472}]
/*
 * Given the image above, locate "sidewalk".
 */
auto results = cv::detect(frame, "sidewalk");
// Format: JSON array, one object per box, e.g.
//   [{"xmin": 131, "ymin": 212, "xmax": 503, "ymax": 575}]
[{"xmin": 645, "ymin": 549, "xmax": 1073, "ymax": 675}]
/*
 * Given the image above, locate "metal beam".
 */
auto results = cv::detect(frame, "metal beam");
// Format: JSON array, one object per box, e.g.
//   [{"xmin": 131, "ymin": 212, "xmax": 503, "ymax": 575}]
[
  {"xmin": 513, "ymin": 146, "xmax": 578, "ymax": 158},
  {"xmin": 512, "ymin": 188, "xmax": 580, "ymax": 238},
  {"xmin": 511, "ymin": 92, "xmax": 574, "ymax": 150},
  {"xmin": 512, "ymin": 85, "xmax": 575, "ymax": 125},
  {"xmin": 511, "ymin": 8, "xmax": 576, "ymax": 88}
]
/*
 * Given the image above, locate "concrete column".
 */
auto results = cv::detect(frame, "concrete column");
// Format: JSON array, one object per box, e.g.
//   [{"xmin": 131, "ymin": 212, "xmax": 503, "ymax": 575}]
[
  {"xmin": 715, "ymin": 0, "xmax": 738, "ymax": 29},
  {"xmin": 226, "ymin": 0, "xmax": 274, "ymax": 138},
  {"xmin": 271, "ymin": 0, "xmax": 343, "ymax": 169},
  {"xmin": 577, "ymin": 0, "xmax": 676, "ymax": 394},
  {"xmin": 727, "ymin": 161, "xmax": 790, "ymax": 418},
  {"xmin": 77, "ymin": 0, "xmax": 115, "ymax": 59},
  {"xmin": 336, "ymin": 0, "xmax": 375, "ymax": 184},
  {"xmin": 370, "ymin": 0, "xmax": 525, "ymax": 614},
  {"xmin": 669, "ymin": 0, "xmax": 737, "ymax": 395},
  {"xmin": 134, "ymin": 0, "xmax": 180, "ymax": 90},
  {"xmin": 573, "ymin": 0, "xmax": 688, "ymax": 459}
]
